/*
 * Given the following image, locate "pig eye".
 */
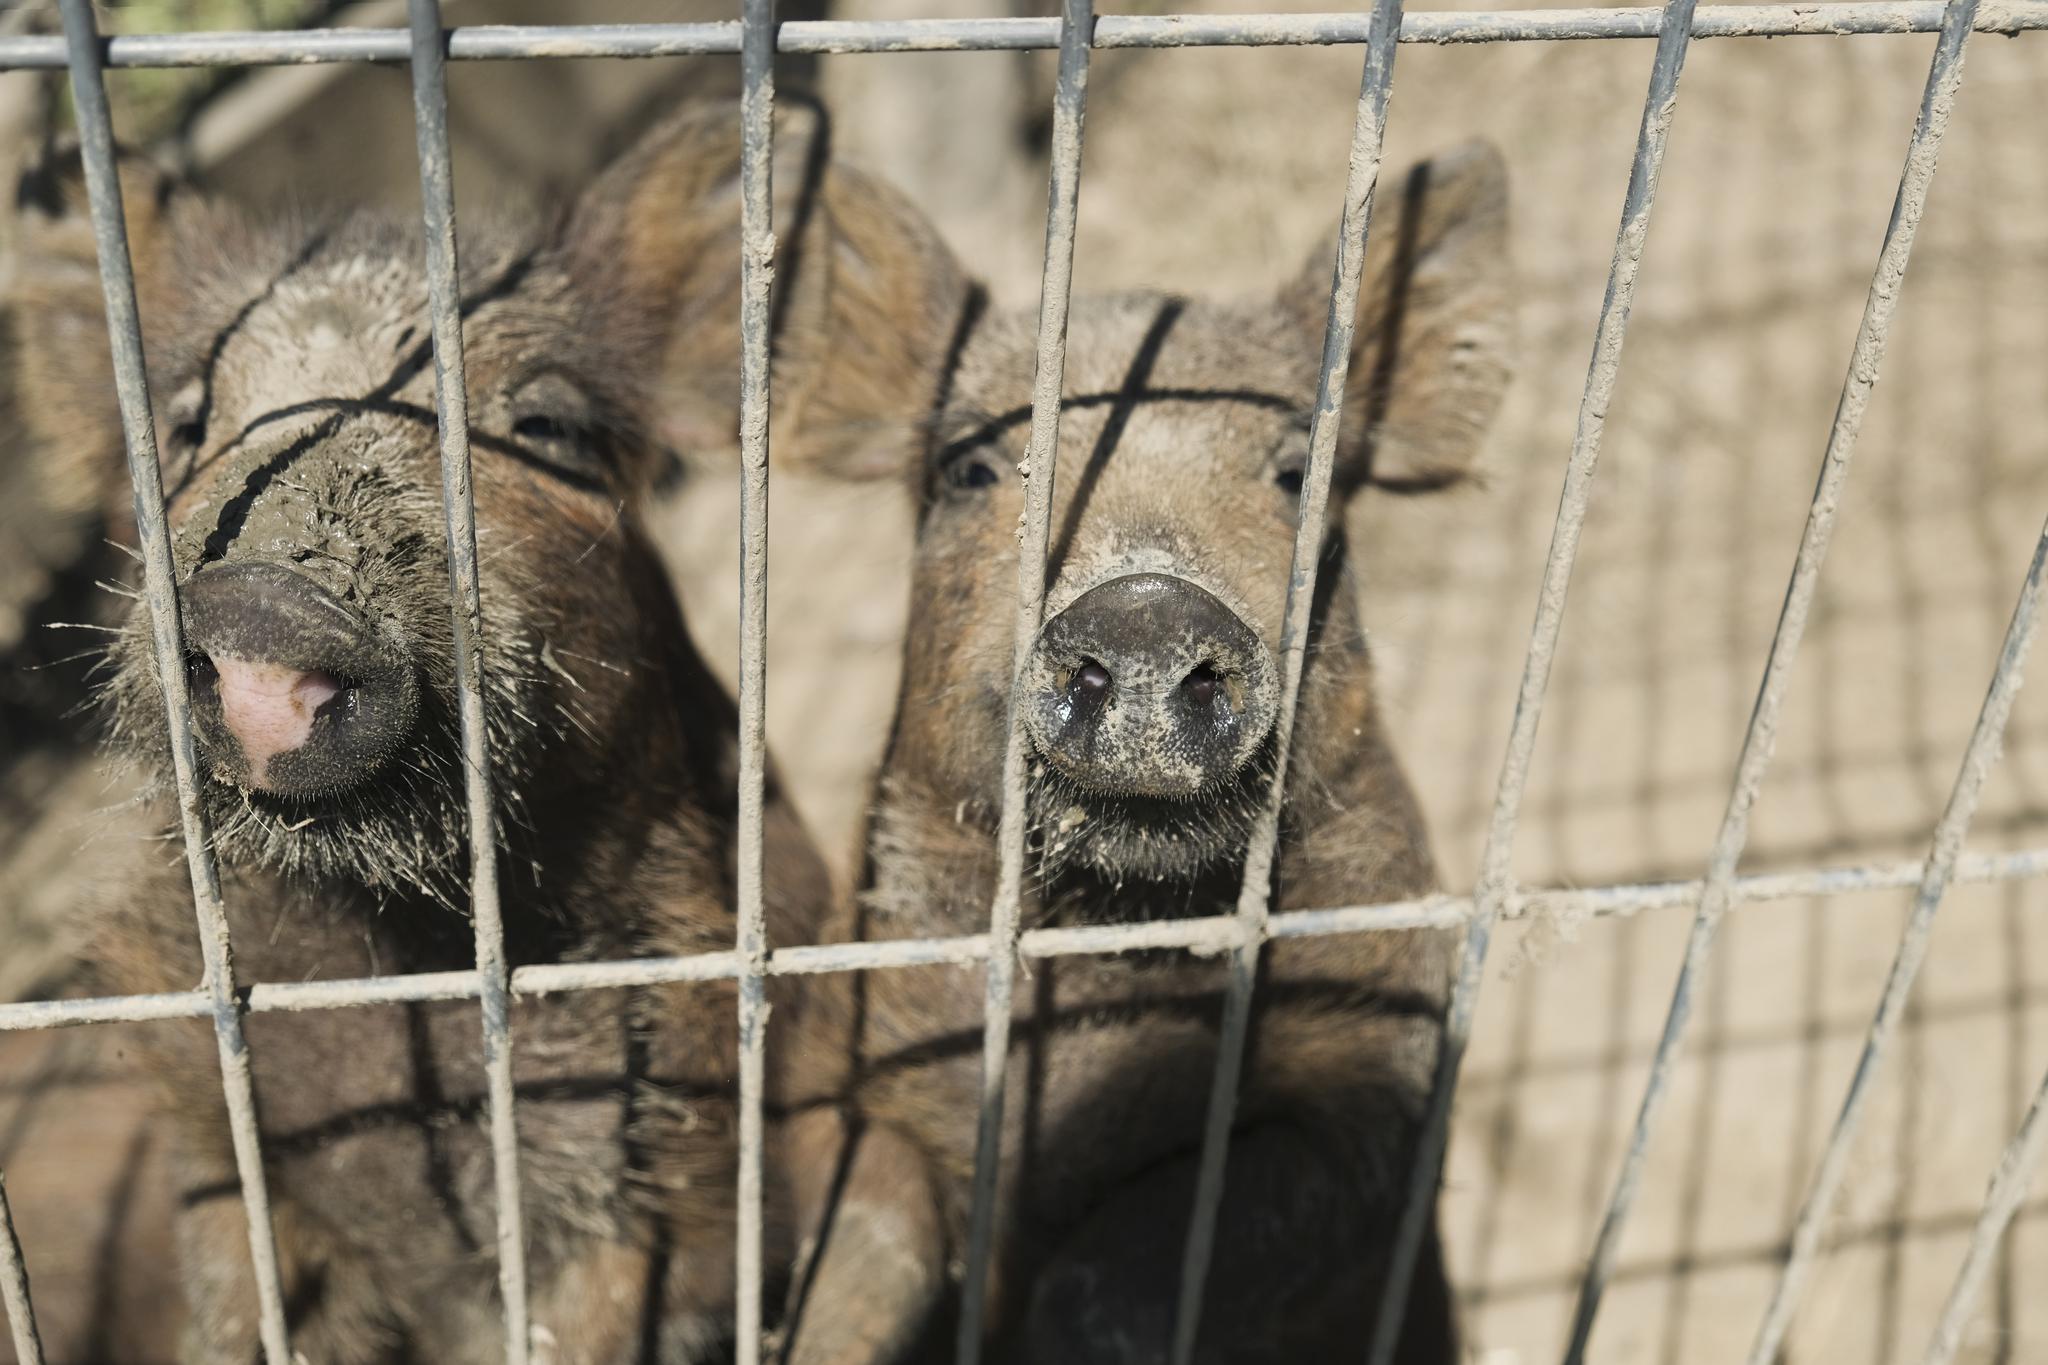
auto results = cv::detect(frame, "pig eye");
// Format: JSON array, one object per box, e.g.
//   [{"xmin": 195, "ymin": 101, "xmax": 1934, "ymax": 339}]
[
  {"xmin": 1269, "ymin": 428, "xmax": 1312, "ymax": 498},
  {"xmin": 514, "ymin": 414, "xmax": 581, "ymax": 444},
  {"xmin": 162, "ymin": 386, "xmax": 206, "ymax": 459},
  {"xmin": 938, "ymin": 448, "xmax": 1006, "ymax": 495},
  {"xmin": 513, "ymin": 412, "xmax": 606, "ymax": 479},
  {"xmin": 166, "ymin": 419, "xmax": 206, "ymax": 458},
  {"xmin": 1261, "ymin": 427, "xmax": 1310, "ymax": 501},
  {"xmin": 508, "ymin": 375, "xmax": 608, "ymax": 483}
]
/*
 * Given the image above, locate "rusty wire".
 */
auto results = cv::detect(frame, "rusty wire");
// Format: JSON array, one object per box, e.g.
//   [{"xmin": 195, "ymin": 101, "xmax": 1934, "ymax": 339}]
[
  {"xmin": 1, "ymin": 5, "xmax": 2044, "ymax": 1363},
  {"xmin": 404, "ymin": 0, "xmax": 532, "ymax": 1354},
  {"xmin": 0, "ymin": 1171, "xmax": 41, "ymax": 1365},
  {"xmin": 49, "ymin": 0, "xmax": 294, "ymax": 1357},
  {"xmin": 1171, "ymin": 0, "xmax": 1404, "ymax": 1357},
  {"xmin": 954, "ymin": 0, "xmax": 1094, "ymax": 1356},
  {"xmin": 1560, "ymin": 0, "xmax": 1986, "ymax": 1357},
  {"xmin": 733, "ymin": 0, "xmax": 778, "ymax": 1355},
  {"xmin": 0, "ymin": 3, "xmax": 2044, "ymax": 68}
]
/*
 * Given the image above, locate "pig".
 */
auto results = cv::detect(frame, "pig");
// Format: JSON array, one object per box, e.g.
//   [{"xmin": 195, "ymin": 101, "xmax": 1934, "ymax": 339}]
[
  {"xmin": 768, "ymin": 139, "xmax": 1513, "ymax": 1363},
  {"xmin": 7, "ymin": 102, "xmax": 831, "ymax": 1362}
]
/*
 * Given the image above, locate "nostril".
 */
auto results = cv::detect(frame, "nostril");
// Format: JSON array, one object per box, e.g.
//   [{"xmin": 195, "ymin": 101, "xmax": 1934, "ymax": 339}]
[
  {"xmin": 1182, "ymin": 662, "xmax": 1222, "ymax": 708},
  {"xmin": 177, "ymin": 562, "xmax": 420, "ymax": 797},
  {"xmin": 210, "ymin": 657, "xmax": 346, "ymax": 790},
  {"xmin": 1069, "ymin": 659, "xmax": 1112, "ymax": 708},
  {"xmin": 321, "ymin": 685, "xmax": 360, "ymax": 724}
]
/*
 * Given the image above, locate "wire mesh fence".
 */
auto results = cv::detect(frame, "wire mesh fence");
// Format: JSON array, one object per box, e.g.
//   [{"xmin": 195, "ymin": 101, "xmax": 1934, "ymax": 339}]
[{"xmin": 0, "ymin": 3, "xmax": 2044, "ymax": 1364}]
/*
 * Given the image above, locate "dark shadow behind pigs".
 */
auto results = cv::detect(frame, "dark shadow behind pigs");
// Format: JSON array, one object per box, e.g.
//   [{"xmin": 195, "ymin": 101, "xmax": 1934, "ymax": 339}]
[
  {"xmin": 762, "ymin": 131, "xmax": 1514, "ymax": 1363},
  {"xmin": 4, "ymin": 104, "xmax": 831, "ymax": 1361}
]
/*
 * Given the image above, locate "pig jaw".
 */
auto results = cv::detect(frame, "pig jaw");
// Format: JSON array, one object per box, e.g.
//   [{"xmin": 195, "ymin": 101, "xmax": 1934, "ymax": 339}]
[
  {"xmin": 1026, "ymin": 732, "xmax": 1280, "ymax": 885},
  {"xmin": 1017, "ymin": 568, "xmax": 1282, "ymax": 884}
]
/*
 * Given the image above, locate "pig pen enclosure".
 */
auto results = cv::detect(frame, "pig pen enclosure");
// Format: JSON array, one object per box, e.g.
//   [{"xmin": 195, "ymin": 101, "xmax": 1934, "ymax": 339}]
[{"xmin": 1, "ymin": 0, "xmax": 2047, "ymax": 1362}]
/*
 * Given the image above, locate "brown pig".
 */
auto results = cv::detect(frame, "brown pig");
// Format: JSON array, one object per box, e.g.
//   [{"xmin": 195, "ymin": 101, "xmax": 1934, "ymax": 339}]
[
  {"xmin": 771, "ymin": 139, "xmax": 1513, "ymax": 1363},
  {"xmin": 8, "ymin": 103, "xmax": 830, "ymax": 1361}
]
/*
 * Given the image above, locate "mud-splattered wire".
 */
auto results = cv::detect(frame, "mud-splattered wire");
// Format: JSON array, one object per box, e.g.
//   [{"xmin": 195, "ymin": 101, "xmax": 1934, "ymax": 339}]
[{"xmin": 2, "ymin": 3, "xmax": 2047, "ymax": 1364}]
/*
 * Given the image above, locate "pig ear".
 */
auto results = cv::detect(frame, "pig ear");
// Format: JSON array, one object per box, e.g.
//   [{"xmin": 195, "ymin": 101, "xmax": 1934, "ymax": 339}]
[
  {"xmin": 0, "ymin": 146, "xmax": 185, "ymax": 654},
  {"xmin": 555, "ymin": 100, "xmax": 760, "ymax": 468},
  {"xmin": 1281, "ymin": 141, "xmax": 1513, "ymax": 491},
  {"xmin": 4, "ymin": 144, "xmax": 185, "ymax": 542},
  {"xmin": 11, "ymin": 140, "xmax": 185, "ymax": 324},
  {"xmin": 560, "ymin": 98, "xmax": 974, "ymax": 484},
  {"xmin": 763, "ymin": 153, "xmax": 977, "ymax": 483}
]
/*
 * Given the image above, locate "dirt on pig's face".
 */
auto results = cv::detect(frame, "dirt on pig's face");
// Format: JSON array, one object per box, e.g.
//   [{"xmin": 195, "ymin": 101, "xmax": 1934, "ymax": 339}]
[
  {"xmin": 98, "ymin": 211, "xmax": 688, "ymax": 903},
  {"xmin": 895, "ymin": 295, "xmax": 1329, "ymax": 882},
  {"xmin": 881, "ymin": 149, "xmax": 1513, "ymax": 886}
]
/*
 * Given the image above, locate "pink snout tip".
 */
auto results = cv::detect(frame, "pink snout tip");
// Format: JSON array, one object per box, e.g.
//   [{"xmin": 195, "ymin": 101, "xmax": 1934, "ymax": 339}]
[{"xmin": 211, "ymin": 656, "xmax": 343, "ymax": 790}]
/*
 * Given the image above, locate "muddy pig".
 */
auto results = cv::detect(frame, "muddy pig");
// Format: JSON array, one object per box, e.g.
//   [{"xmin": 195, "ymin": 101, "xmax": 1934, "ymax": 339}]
[
  {"xmin": 766, "ymin": 141, "xmax": 1514, "ymax": 1362},
  {"xmin": 8, "ymin": 102, "xmax": 831, "ymax": 1362}
]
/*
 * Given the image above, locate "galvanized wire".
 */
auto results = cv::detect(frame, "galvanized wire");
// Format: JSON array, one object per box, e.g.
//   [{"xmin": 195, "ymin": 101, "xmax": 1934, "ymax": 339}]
[
  {"xmin": 1167, "ymin": 0, "xmax": 1403, "ymax": 1359},
  {"xmin": 0, "ymin": 1169, "xmax": 44, "ymax": 1365},
  {"xmin": 1366, "ymin": 0, "xmax": 1699, "ymax": 1358},
  {"xmin": 52, "ymin": 0, "xmax": 293, "ymax": 1358},
  {"xmin": 1747, "ymin": 511, "xmax": 2048, "ymax": 1360},
  {"xmin": 0, "ymin": 6, "xmax": 2043, "ymax": 1360},
  {"xmin": 1, "ymin": 3, "xmax": 2043, "ymax": 69},
  {"xmin": 1922, "ymin": 1059, "xmax": 2048, "ymax": 1365},
  {"xmin": 403, "ymin": 1, "xmax": 530, "ymax": 1357},
  {"xmin": 955, "ymin": 0, "xmax": 1094, "ymax": 1357},
  {"xmin": 732, "ymin": 0, "xmax": 777, "ymax": 1357},
  {"xmin": 1562, "ymin": 1, "xmax": 1983, "ymax": 1358},
  {"xmin": 6, "ymin": 846, "xmax": 2048, "ymax": 1035}
]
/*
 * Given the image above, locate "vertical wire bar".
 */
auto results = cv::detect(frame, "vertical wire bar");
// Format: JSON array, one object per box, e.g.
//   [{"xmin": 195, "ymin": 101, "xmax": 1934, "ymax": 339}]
[
  {"xmin": 1166, "ymin": 0, "xmax": 1404, "ymax": 1359},
  {"xmin": 404, "ymin": 2, "xmax": 530, "ymax": 1358},
  {"xmin": 1921, "ymin": 1060, "xmax": 2048, "ymax": 1365},
  {"xmin": 1364, "ymin": 1, "xmax": 1698, "ymax": 1360},
  {"xmin": 0, "ymin": 1170, "xmax": 45, "ymax": 1365},
  {"xmin": 954, "ymin": 0, "xmax": 1094, "ymax": 1355},
  {"xmin": 1748, "ymin": 509, "xmax": 2048, "ymax": 1361},
  {"xmin": 53, "ymin": 2, "xmax": 294, "ymax": 1359},
  {"xmin": 1562, "ymin": 2, "xmax": 1981, "ymax": 1357},
  {"xmin": 733, "ymin": 0, "xmax": 776, "ymax": 1357}
]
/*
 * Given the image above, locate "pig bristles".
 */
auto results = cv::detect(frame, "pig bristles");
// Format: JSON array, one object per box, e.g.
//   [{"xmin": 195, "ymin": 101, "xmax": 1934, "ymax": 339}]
[{"xmin": 1024, "ymin": 740, "xmax": 1279, "ymax": 891}]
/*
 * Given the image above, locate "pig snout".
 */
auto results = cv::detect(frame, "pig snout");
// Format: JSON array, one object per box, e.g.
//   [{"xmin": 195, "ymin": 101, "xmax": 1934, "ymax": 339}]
[
  {"xmin": 1024, "ymin": 572, "xmax": 1279, "ymax": 799},
  {"xmin": 181, "ymin": 563, "xmax": 419, "ymax": 797}
]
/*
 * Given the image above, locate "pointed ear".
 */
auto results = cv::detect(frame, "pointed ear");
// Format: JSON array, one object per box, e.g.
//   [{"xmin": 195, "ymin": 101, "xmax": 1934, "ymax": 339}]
[
  {"xmin": 555, "ymin": 99, "xmax": 761, "ymax": 471},
  {"xmin": 5, "ymin": 143, "xmax": 186, "ymax": 530},
  {"xmin": 764, "ymin": 149, "xmax": 977, "ymax": 483},
  {"xmin": 1281, "ymin": 141, "xmax": 1514, "ymax": 491},
  {"xmin": 559, "ymin": 97, "xmax": 974, "ymax": 486}
]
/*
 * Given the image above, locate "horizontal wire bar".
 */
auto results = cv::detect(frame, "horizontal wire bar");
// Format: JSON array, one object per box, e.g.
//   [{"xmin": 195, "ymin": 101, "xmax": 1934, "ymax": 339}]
[
  {"xmin": 6, "ymin": 846, "xmax": 2043, "ymax": 1034},
  {"xmin": 1172, "ymin": 0, "xmax": 1404, "ymax": 1356},
  {"xmin": 0, "ymin": 1167, "xmax": 44, "ymax": 1365},
  {"xmin": 403, "ymin": 0, "xmax": 529, "ymax": 1355},
  {"xmin": 1368, "ymin": 0, "xmax": 1699, "ymax": 1354},
  {"xmin": 53, "ymin": 0, "xmax": 294, "ymax": 1356},
  {"xmin": 1561, "ymin": 0, "xmax": 1983, "ymax": 1357},
  {"xmin": 1921, "ymin": 1057, "xmax": 2048, "ymax": 1365},
  {"xmin": 1746, "ymin": 507, "xmax": 2048, "ymax": 1361},
  {"xmin": 0, "ymin": 3, "xmax": 2041, "ymax": 70}
]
